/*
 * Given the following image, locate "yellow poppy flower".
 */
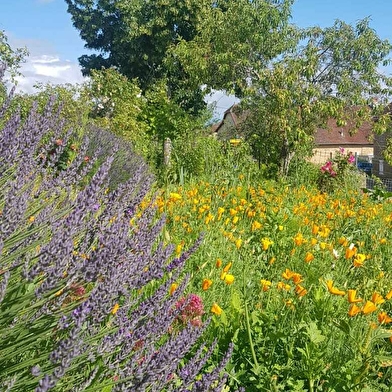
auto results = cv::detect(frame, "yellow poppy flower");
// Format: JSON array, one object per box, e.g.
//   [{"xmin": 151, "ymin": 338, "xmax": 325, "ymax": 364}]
[
  {"xmin": 353, "ymin": 253, "xmax": 366, "ymax": 267},
  {"xmin": 260, "ymin": 279, "xmax": 272, "ymax": 292},
  {"xmin": 385, "ymin": 289, "xmax": 392, "ymax": 300},
  {"xmin": 223, "ymin": 262, "xmax": 232, "ymax": 273},
  {"xmin": 216, "ymin": 258, "xmax": 222, "ymax": 268},
  {"xmin": 251, "ymin": 220, "xmax": 262, "ymax": 231},
  {"xmin": 261, "ymin": 237, "xmax": 273, "ymax": 251},
  {"xmin": 295, "ymin": 284, "xmax": 307, "ymax": 297},
  {"xmin": 224, "ymin": 274, "xmax": 235, "ymax": 285},
  {"xmin": 282, "ymin": 268, "xmax": 294, "ymax": 280},
  {"xmin": 277, "ymin": 281, "xmax": 291, "ymax": 291},
  {"xmin": 111, "ymin": 303, "xmax": 120, "ymax": 315},
  {"xmin": 292, "ymin": 273, "xmax": 303, "ymax": 285},
  {"xmin": 235, "ymin": 238, "xmax": 242, "ymax": 249},
  {"xmin": 294, "ymin": 233, "xmax": 306, "ymax": 246},
  {"xmin": 345, "ymin": 244, "xmax": 357, "ymax": 259},
  {"xmin": 211, "ymin": 303, "xmax": 222, "ymax": 315},
  {"xmin": 326, "ymin": 280, "xmax": 346, "ymax": 296},
  {"xmin": 347, "ymin": 289, "xmax": 362, "ymax": 304},
  {"xmin": 362, "ymin": 301, "xmax": 377, "ymax": 315}
]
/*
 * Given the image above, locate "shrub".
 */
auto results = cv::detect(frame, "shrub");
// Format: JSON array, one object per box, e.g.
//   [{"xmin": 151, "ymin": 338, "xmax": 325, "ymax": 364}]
[
  {"xmin": 317, "ymin": 147, "xmax": 365, "ymax": 193},
  {"xmin": 0, "ymin": 63, "xmax": 231, "ymax": 392}
]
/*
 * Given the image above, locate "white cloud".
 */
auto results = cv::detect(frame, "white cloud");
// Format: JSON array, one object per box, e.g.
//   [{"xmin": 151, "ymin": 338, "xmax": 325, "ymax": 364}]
[{"xmin": 13, "ymin": 55, "xmax": 85, "ymax": 94}]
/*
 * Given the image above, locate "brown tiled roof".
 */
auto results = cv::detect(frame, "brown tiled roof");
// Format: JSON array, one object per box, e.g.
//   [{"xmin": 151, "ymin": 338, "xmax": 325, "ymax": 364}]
[
  {"xmin": 315, "ymin": 118, "xmax": 373, "ymax": 146},
  {"xmin": 210, "ymin": 121, "xmax": 222, "ymax": 133}
]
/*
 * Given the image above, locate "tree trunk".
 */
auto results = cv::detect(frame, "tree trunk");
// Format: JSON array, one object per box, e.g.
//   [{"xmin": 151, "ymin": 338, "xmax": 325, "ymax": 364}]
[
  {"xmin": 163, "ymin": 137, "xmax": 172, "ymax": 167},
  {"xmin": 279, "ymin": 136, "xmax": 294, "ymax": 177}
]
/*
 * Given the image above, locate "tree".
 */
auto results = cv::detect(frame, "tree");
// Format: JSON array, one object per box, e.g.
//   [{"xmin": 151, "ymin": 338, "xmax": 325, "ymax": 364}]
[
  {"xmin": 239, "ymin": 19, "xmax": 392, "ymax": 176},
  {"xmin": 64, "ymin": 0, "xmax": 293, "ymax": 111},
  {"xmin": 0, "ymin": 31, "xmax": 28, "ymax": 82},
  {"xmin": 0, "ymin": 31, "xmax": 28, "ymax": 105}
]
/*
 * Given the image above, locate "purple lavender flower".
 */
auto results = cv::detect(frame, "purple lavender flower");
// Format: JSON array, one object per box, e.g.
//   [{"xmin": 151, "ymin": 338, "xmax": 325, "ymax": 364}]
[{"xmin": 0, "ymin": 61, "xmax": 232, "ymax": 392}]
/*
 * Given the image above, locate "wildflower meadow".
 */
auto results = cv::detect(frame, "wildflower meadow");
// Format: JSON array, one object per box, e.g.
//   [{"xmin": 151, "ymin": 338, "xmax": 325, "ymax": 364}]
[{"xmin": 2, "ymin": 4, "xmax": 392, "ymax": 389}]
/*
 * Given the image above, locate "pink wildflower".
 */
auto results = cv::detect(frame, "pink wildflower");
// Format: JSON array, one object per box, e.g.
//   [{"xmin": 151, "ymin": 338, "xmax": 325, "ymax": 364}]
[{"xmin": 175, "ymin": 293, "xmax": 204, "ymax": 327}]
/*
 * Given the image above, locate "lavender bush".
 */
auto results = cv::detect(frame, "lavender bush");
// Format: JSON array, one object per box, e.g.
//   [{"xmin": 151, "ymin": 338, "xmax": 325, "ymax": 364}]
[{"xmin": 0, "ymin": 63, "xmax": 231, "ymax": 392}]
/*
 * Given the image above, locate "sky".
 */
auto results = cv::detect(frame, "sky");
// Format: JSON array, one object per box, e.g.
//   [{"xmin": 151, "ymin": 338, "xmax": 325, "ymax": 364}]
[{"xmin": 1, "ymin": 0, "xmax": 392, "ymax": 119}]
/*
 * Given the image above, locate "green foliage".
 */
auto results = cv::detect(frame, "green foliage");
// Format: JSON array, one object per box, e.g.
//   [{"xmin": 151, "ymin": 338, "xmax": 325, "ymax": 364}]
[
  {"xmin": 169, "ymin": 0, "xmax": 294, "ymax": 96},
  {"xmin": 240, "ymin": 18, "xmax": 392, "ymax": 176},
  {"xmin": 86, "ymin": 67, "xmax": 150, "ymax": 157},
  {"xmin": 0, "ymin": 30, "xmax": 28, "ymax": 83},
  {"xmin": 318, "ymin": 148, "xmax": 365, "ymax": 193},
  {"xmin": 287, "ymin": 157, "xmax": 320, "ymax": 188},
  {"xmin": 65, "ymin": 0, "xmax": 294, "ymax": 111},
  {"xmin": 160, "ymin": 178, "xmax": 392, "ymax": 391}
]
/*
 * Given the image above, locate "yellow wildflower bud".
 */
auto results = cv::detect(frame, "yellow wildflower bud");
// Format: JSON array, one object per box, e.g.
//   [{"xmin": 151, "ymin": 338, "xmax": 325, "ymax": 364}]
[
  {"xmin": 224, "ymin": 274, "xmax": 235, "ymax": 285},
  {"xmin": 235, "ymin": 238, "xmax": 242, "ymax": 249},
  {"xmin": 223, "ymin": 262, "xmax": 232, "ymax": 273},
  {"xmin": 304, "ymin": 252, "xmax": 314, "ymax": 263},
  {"xmin": 169, "ymin": 283, "xmax": 178, "ymax": 296},
  {"xmin": 216, "ymin": 258, "xmax": 222, "ymax": 268},
  {"xmin": 211, "ymin": 303, "xmax": 222, "ymax": 315},
  {"xmin": 260, "ymin": 279, "xmax": 272, "ymax": 292},
  {"xmin": 385, "ymin": 289, "xmax": 392, "ymax": 300},
  {"xmin": 111, "ymin": 303, "xmax": 120, "ymax": 315}
]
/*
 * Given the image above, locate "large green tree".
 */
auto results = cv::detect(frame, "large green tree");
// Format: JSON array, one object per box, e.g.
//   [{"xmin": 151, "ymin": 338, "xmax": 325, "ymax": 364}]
[
  {"xmin": 239, "ymin": 19, "xmax": 392, "ymax": 176},
  {"xmin": 65, "ymin": 0, "xmax": 293, "ymax": 111}
]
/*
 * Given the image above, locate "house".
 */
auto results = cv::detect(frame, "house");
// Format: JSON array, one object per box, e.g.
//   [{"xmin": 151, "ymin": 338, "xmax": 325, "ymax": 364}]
[
  {"xmin": 311, "ymin": 118, "xmax": 373, "ymax": 164},
  {"xmin": 371, "ymin": 132, "xmax": 392, "ymax": 179},
  {"xmin": 212, "ymin": 105, "xmax": 374, "ymax": 164},
  {"xmin": 212, "ymin": 105, "xmax": 248, "ymax": 140}
]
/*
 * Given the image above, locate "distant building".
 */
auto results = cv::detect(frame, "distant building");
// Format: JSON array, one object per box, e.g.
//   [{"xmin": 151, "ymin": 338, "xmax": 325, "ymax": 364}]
[
  {"xmin": 212, "ymin": 105, "xmax": 374, "ymax": 163},
  {"xmin": 311, "ymin": 118, "xmax": 373, "ymax": 164}
]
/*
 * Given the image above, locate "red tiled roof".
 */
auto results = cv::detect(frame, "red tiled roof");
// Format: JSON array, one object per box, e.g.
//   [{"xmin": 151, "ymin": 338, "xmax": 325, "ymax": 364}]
[{"xmin": 315, "ymin": 118, "xmax": 373, "ymax": 146}]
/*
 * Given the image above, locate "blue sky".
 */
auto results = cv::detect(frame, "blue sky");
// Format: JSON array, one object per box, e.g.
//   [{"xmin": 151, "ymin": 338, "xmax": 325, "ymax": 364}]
[{"xmin": 1, "ymin": 0, "xmax": 392, "ymax": 117}]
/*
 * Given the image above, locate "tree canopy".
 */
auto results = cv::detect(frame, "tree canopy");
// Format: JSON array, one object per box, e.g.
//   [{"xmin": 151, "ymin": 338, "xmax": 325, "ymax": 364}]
[
  {"xmin": 65, "ymin": 0, "xmax": 294, "ymax": 111},
  {"xmin": 239, "ymin": 19, "xmax": 392, "ymax": 176}
]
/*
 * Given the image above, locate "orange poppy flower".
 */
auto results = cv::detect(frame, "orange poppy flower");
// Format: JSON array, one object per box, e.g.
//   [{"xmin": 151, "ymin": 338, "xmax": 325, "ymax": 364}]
[
  {"xmin": 347, "ymin": 289, "xmax": 362, "ymax": 304},
  {"xmin": 348, "ymin": 304, "xmax": 361, "ymax": 317},
  {"xmin": 371, "ymin": 292, "xmax": 385, "ymax": 305},
  {"xmin": 378, "ymin": 311, "xmax": 392, "ymax": 324},
  {"xmin": 362, "ymin": 301, "xmax": 377, "ymax": 315},
  {"xmin": 202, "ymin": 279, "xmax": 213, "ymax": 291},
  {"xmin": 326, "ymin": 280, "xmax": 345, "ymax": 296}
]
